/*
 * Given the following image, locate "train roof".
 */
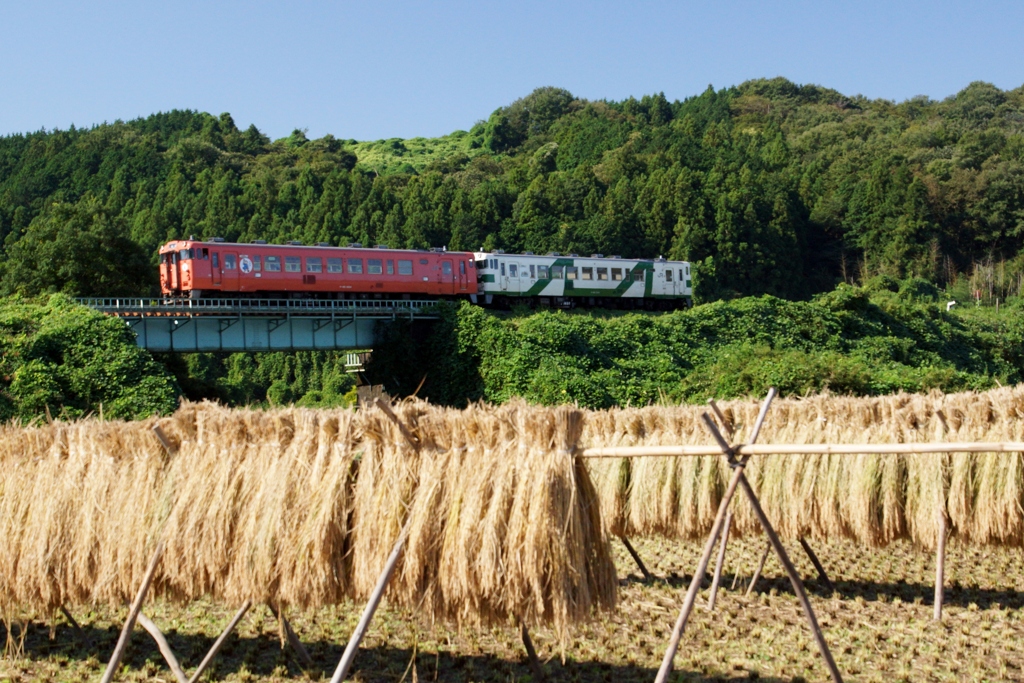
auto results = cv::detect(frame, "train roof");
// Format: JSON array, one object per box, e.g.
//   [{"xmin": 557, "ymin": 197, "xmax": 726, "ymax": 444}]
[
  {"xmin": 160, "ymin": 239, "xmax": 472, "ymax": 255},
  {"xmin": 472, "ymin": 250, "xmax": 687, "ymax": 264}
]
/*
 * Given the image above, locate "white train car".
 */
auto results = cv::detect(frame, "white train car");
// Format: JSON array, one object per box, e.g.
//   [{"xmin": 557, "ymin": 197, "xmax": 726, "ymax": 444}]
[{"xmin": 471, "ymin": 251, "xmax": 692, "ymax": 309}]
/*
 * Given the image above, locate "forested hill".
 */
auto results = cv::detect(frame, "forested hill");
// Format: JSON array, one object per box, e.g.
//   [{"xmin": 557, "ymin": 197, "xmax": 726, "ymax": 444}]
[{"xmin": 1, "ymin": 78, "xmax": 1024, "ymax": 301}]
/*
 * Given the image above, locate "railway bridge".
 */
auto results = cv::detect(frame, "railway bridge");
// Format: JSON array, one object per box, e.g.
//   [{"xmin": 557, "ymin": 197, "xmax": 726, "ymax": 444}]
[{"xmin": 79, "ymin": 297, "xmax": 440, "ymax": 352}]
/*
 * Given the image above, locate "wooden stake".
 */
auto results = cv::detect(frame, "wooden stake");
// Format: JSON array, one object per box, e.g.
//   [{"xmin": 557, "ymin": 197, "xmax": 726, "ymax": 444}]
[
  {"xmin": 799, "ymin": 538, "xmax": 835, "ymax": 593},
  {"xmin": 58, "ymin": 605, "xmax": 81, "ymax": 631},
  {"xmin": 934, "ymin": 509, "xmax": 947, "ymax": 621},
  {"xmin": 520, "ymin": 624, "xmax": 547, "ymax": 682},
  {"xmin": 188, "ymin": 600, "xmax": 252, "ymax": 683},
  {"xmin": 655, "ymin": 389, "xmax": 776, "ymax": 683},
  {"xmin": 745, "ymin": 542, "xmax": 771, "ymax": 597},
  {"xmin": 707, "ymin": 399, "xmax": 734, "ymax": 439},
  {"xmin": 707, "ymin": 511, "xmax": 733, "ymax": 611},
  {"xmin": 331, "ymin": 520, "xmax": 412, "ymax": 683},
  {"xmin": 620, "ymin": 536, "xmax": 653, "ymax": 581},
  {"xmin": 152, "ymin": 425, "xmax": 177, "ymax": 455},
  {"xmin": 99, "ymin": 541, "xmax": 164, "ymax": 683},
  {"xmin": 137, "ymin": 612, "xmax": 188, "ymax": 683},
  {"xmin": 375, "ymin": 398, "xmax": 420, "ymax": 450},
  {"xmin": 268, "ymin": 604, "xmax": 313, "ymax": 669}
]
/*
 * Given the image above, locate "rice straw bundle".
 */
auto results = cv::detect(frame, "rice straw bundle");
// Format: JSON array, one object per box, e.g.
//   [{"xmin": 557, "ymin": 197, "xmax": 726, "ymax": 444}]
[
  {"xmin": 0, "ymin": 419, "xmax": 169, "ymax": 614},
  {"xmin": 581, "ymin": 386, "xmax": 1024, "ymax": 549},
  {"xmin": 351, "ymin": 400, "xmax": 616, "ymax": 637}
]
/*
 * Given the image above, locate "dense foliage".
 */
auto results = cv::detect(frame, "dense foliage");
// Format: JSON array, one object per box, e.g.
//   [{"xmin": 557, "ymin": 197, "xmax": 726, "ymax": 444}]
[
  {"xmin": 160, "ymin": 350, "xmax": 357, "ymax": 408},
  {"xmin": 2, "ymin": 80, "xmax": 1023, "ymax": 301},
  {"xmin": 2, "ymin": 80, "xmax": 1024, "ymax": 417},
  {"xmin": 366, "ymin": 280, "xmax": 1024, "ymax": 408},
  {"xmin": 0, "ymin": 295, "xmax": 178, "ymax": 420}
]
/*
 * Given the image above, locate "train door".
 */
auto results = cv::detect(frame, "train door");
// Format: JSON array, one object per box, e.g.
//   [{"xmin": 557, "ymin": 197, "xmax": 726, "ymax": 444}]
[
  {"xmin": 440, "ymin": 259, "xmax": 455, "ymax": 295},
  {"xmin": 499, "ymin": 261, "xmax": 508, "ymax": 291},
  {"xmin": 168, "ymin": 252, "xmax": 180, "ymax": 291},
  {"xmin": 502, "ymin": 263, "xmax": 515, "ymax": 294},
  {"xmin": 458, "ymin": 259, "xmax": 468, "ymax": 291},
  {"xmin": 222, "ymin": 252, "xmax": 238, "ymax": 291},
  {"xmin": 212, "ymin": 252, "xmax": 222, "ymax": 286}
]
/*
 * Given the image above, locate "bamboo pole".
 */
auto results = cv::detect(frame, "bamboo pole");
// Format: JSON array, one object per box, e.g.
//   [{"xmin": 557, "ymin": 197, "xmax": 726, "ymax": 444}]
[
  {"xmin": 330, "ymin": 520, "xmax": 412, "ymax": 683},
  {"xmin": 655, "ymin": 389, "xmax": 776, "ymax": 683},
  {"xmin": 799, "ymin": 538, "xmax": 835, "ymax": 593},
  {"xmin": 701, "ymin": 418, "xmax": 843, "ymax": 683},
  {"xmin": 734, "ymin": 472, "xmax": 842, "ymax": 683},
  {"xmin": 934, "ymin": 410, "xmax": 949, "ymax": 621},
  {"xmin": 706, "ymin": 399, "xmax": 735, "ymax": 611},
  {"xmin": 99, "ymin": 541, "xmax": 164, "ymax": 683},
  {"xmin": 707, "ymin": 511, "xmax": 732, "ymax": 611},
  {"xmin": 934, "ymin": 513, "xmax": 947, "ymax": 621},
  {"xmin": 745, "ymin": 542, "xmax": 771, "ymax": 597},
  {"xmin": 580, "ymin": 441, "xmax": 1024, "ymax": 458},
  {"xmin": 137, "ymin": 613, "xmax": 188, "ymax": 683},
  {"xmin": 188, "ymin": 600, "xmax": 252, "ymax": 683},
  {"xmin": 620, "ymin": 536, "xmax": 653, "ymax": 581}
]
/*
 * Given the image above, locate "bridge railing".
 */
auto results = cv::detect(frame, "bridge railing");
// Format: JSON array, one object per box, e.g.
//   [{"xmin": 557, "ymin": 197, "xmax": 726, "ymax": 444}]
[{"xmin": 77, "ymin": 297, "xmax": 441, "ymax": 316}]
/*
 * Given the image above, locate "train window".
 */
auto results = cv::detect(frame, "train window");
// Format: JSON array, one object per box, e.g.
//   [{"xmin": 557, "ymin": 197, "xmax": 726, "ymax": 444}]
[
  {"xmin": 508, "ymin": 264, "xmax": 517, "ymax": 277},
  {"xmin": 460, "ymin": 261, "xmax": 466, "ymax": 275},
  {"xmin": 538, "ymin": 265, "xmax": 549, "ymax": 279},
  {"xmin": 265, "ymin": 256, "xmax": 281, "ymax": 272},
  {"xmin": 679, "ymin": 268, "xmax": 684, "ymax": 280},
  {"xmin": 529, "ymin": 265, "xmax": 535, "ymax": 278},
  {"xmin": 368, "ymin": 259, "xmax": 383, "ymax": 274},
  {"xmin": 611, "ymin": 268, "xmax": 623, "ymax": 281},
  {"xmin": 307, "ymin": 257, "xmax": 323, "ymax": 273},
  {"xmin": 253, "ymin": 255, "xmax": 261, "ymax": 271},
  {"xmin": 347, "ymin": 258, "xmax": 363, "ymax": 274},
  {"xmin": 327, "ymin": 258, "xmax": 342, "ymax": 273},
  {"xmin": 581, "ymin": 267, "xmax": 593, "ymax": 280},
  {"xmin": 467, "ymin": 260, "xmax": 474, "ymax": 268},
  {"xmin": 201, "ymin": 249, "xmax": 209, "ymax": 259},
  {"xmin": 633, "ymin": 270, "xmax": 645, "ymax": 282},
  {"xmin": 551, "ymin": 265, "xmax": 563, "ymax": 279},
  {"xmin": 597, "ymin": 267, "xmax": 608, "ymax": 280},
  {"xmin": 285, "ymin": 256, "xmax": 301, "ymax": 272},
  {"xmin": 398, "ymin": 260, "xmax": 413, "ymax": 275},
  {"xmin": 387, "ymin": 260, "xmax": 395, "ymax": 275},
  {"xmin": 665, "ymin": 269, "xmax": 673, "ymax": 282},
  {"xmin": 224, "ymin": 254, "xmax": 236, "ymax": 270},
  {"xmin": 566, "ymin": 267, "xmax": 578, "ymax": 280},
  {"xmin": 179, "ymin": 249, "xmax": 193, "ymax": 260},
  {"xmin": 500, "ymin": 262, "xmax": 506, "ymax": 276},
  {"xmin": 419, "ymin": 259, "xmax": 429, "ymax": 265},
  {"xmin": 212, "ymin": 253, "xmax": 219, "ymax": 268},
  {"xmin": 442, "ymin": 261, "xmax": 453, "ymax": 275},
  {"xmin": 490, "ymin": 258, "xmax": 497, "ymax": 269}
]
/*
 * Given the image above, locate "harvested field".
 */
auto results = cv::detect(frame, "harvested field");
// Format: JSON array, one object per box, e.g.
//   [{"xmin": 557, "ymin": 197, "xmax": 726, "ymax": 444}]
[
  {"xmin": 1, "ymin": 536, "xmax": 1022, "ymax": 682},
  {"xmin": 583, "ymin": 386, "xmax": 1024, "ymax": 548}
]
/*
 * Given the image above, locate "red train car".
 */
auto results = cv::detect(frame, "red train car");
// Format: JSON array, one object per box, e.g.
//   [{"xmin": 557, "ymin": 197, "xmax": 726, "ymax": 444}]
[{"xmin": 159, "ymin": 239, "xmax": 478, "ymax": 299}]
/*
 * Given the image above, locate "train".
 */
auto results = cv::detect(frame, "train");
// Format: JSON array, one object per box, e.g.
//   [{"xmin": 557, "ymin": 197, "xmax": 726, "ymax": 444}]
[{"xmin": 159, "ymin": 238, "xmax": 692, "ymax": 309}]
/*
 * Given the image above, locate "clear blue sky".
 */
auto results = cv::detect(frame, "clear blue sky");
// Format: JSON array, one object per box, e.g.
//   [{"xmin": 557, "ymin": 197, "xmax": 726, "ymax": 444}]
[{"xmin": 2, "ymin": 1, "xmax": 1023, "ymax": 142}]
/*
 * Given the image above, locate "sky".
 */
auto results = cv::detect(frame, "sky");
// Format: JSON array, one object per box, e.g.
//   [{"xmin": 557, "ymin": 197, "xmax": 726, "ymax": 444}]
[{"xmin": 2, "ymin": 1, "xmax": 1023, "ymax": 142}]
